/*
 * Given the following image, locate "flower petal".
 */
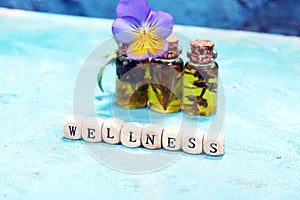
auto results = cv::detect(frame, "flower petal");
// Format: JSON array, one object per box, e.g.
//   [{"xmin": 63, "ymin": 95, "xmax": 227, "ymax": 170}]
[
  {"xmin": 112, "ymin": 16, "xmax": 140, "ymax": 44},
  {"xmin": 147, "ymin": 37, "xmax": 168, "ymax": 58},
  {"xmin": 127, "ymin": 33, "xmax": 168, "ymax": 60},
  {"xmin": 116, "ymin": 0, "xmax": 151, "ymax": 23},
  {"xmin": 147, "ymin": 11, "xmax": 174, "ymax": 38}
]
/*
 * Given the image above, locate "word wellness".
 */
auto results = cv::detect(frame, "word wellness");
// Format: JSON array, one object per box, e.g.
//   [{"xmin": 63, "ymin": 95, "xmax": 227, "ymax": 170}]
[{"xmin": 63, "ymin": 115, "xmax": 225, "ymax": 156}]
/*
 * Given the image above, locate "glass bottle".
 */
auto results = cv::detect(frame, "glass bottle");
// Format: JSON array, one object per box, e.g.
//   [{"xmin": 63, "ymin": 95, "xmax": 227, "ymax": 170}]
[
  {"xmin": 183, "ymin": 40, "xmax": 218, "ymax": 116},
  {"xmin": 115, "ymin": 44, "xmax": 149, "ymax": 109},
  {"xmin": 149, "ymin": 35, "xmax": 184, "ymax": 113}
]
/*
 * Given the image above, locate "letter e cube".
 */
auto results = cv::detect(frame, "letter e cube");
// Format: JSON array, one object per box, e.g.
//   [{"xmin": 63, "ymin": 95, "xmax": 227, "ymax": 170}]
[
  {"xmin": 82, "ymin": 117, "xmax": 104, "ymax": 143},
  {"xmin": 162, "ymin": 125, "xmax": 182, "ymax": 151}
]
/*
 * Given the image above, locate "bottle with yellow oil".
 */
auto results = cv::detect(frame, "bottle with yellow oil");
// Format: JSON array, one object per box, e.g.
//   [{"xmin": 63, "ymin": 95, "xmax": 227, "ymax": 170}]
[
  {"xmin": 149, "ymin": 35, "xmax": 184, "ymax": 113},
  {"xmin": 183, "ymin": 39, "xmax": 218, "ymax": 116},
  {"xmin": 115, "ymin": 44, "xmax": 149, "ymax": 109}
]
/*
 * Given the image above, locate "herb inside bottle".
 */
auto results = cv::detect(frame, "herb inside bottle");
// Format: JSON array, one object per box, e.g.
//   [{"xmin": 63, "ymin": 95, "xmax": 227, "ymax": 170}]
[
  {"xmin": 183, "ymin": 39, "xmax": 218, "ymax": 116},
  {"xmin": 149, "ymin": 35, "xmax": 184, "ymax": 113},
  {"xmin": 115, "ymin": 44, "xmax": 149, "ymax": 109}
]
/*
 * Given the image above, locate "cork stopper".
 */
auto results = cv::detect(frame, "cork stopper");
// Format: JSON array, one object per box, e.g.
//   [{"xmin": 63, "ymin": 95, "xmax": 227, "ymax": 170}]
[
  {"xmin": 187, "ymin": 39, "xmax": 217, "ymax": 64},
  {"xmin": 118, "ymin": 43, "xmax": 129, "ymax": 56},
  {"xmin": 167, "ymin": 35, "xmax": 179, "ymax": 52},
  {"xmin": 161, "ymin": 35, "xmax": 181, "ymax": 59}
]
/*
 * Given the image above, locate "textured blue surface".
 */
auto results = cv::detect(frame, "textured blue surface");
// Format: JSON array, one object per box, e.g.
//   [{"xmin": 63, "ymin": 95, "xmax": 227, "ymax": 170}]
[{"xmin": 1, "ymin": 8, "xmax": 300, "ymax": 199}]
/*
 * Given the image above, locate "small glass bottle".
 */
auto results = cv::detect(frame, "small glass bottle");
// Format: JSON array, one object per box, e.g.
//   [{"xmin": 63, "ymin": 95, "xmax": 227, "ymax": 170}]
[
  {"xmin": 149, "ymin": 35, "xmax": 184, "ymax": 113},
  {"xmin": 183, "ymin": 40, "xmax": 218, "ymax": 116},
  {"xmin": 115, "ymin": 44, "xmax": 149, "ymax": 109}
]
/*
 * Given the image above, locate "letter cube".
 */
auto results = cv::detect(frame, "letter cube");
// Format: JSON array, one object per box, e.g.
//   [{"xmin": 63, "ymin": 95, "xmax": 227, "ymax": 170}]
[
  {"xmin": 102, "ymin": 118, "xmax": 124, "ymax": 144},
  {"xmin": 63, "ymin": 114, "xmax": 85, "ymax": 140},
  {"xmin": 81, "ymin": 117, "xmax": 104, "ymax": 143},
  {"xmin": 121, "ymin": 122, "xmax": 143, "ymax": 148},
  {"xmin": 182, "ymin": 128, "xmax": 205, "ymax": 155},
  {"xmin": 162, "ymin": 125, "xmax": 182, "ymax": 151},
  {"xmin": 203, "ymin": 133, "xmax": 225, "ymax": 156},
  {"xmin": 141, "ymin": 124, "xmax": 163, "ymax": 149}
]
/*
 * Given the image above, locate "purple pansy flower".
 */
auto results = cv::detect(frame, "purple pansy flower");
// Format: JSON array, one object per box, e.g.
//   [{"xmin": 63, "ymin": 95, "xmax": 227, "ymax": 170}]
[{"xmin": 112, "ymin": 0, "xmax": 174, "ymax": 60}]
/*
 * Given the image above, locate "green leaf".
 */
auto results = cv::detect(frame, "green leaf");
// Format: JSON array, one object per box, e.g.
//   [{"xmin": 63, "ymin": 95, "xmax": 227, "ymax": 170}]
[{"xmin": 97, "ymin": 51, "xmax": 117, "ymax": 92}]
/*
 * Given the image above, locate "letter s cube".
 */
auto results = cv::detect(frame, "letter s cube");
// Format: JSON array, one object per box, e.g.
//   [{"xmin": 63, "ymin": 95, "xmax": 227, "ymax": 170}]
[
  {"xmin": 182, "ymin": 128, "xmax": 204, "ymax": 155},
  {"xmin": 203, "ymin": 133, "xmax": 225, "ymax": 156}
]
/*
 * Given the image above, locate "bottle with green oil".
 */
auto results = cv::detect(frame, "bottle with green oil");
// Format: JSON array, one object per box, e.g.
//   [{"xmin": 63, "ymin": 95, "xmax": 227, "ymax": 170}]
[
  {"xmin": 183, "ymin": 40, "xmax": 218, "ymax": 116},
  {"xmin": 115, "ymin": 44, "xmax": 149, "ymax": 109},
  {"xmin": 149, "ymin": 35, "xmax": 184, "ymax": 113}
]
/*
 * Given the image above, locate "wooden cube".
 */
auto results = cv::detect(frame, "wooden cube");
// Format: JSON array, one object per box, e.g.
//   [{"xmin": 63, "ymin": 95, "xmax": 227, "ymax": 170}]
[
  {"xmin": 182, "ymin": 128, "xmax": 205, "ymax": 155},
  {"xmin": 121, "ymin": 122, "xmax": 143, "ymax": 148},
  {"xmin": 162, "ymin": 125, "xmax": 182, "ymax": 151},
  {"xmin": 81, "ymin": 117, "xmax": 104, "ymax": 143},
  {"xmin": 102, "ymin": 118, "xmax": 124, "ymax": 144},
  {"xmin": 141, "ymin": 124, "xmax": 163, "ymax": 149},
  {"xmin": 63, "ymin": 114, "xmax": 85, "ymax": 140},
  {"xmin": 203, "ymin": 133, "xmax": 225, "ymax": 156}
]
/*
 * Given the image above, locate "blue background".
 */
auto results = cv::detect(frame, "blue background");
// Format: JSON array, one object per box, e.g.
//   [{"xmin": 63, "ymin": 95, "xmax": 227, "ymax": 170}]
[
  {"xmin": 0, "ymin": 0, "xmax": 299, "ymax": 36},
  {"xmin": 1, "ymin": 5, "xmax": 300, "ymax": 199}
]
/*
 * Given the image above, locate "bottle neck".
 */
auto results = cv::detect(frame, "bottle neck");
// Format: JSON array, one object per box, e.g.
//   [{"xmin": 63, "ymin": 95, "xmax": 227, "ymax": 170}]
[
  {"xmin": 153, "ymin": 56, "xmax": 181, "ymax": 63},
  {"xmin": 188, "ymin": 60, "xmax": 216, "ymax": 68}
]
